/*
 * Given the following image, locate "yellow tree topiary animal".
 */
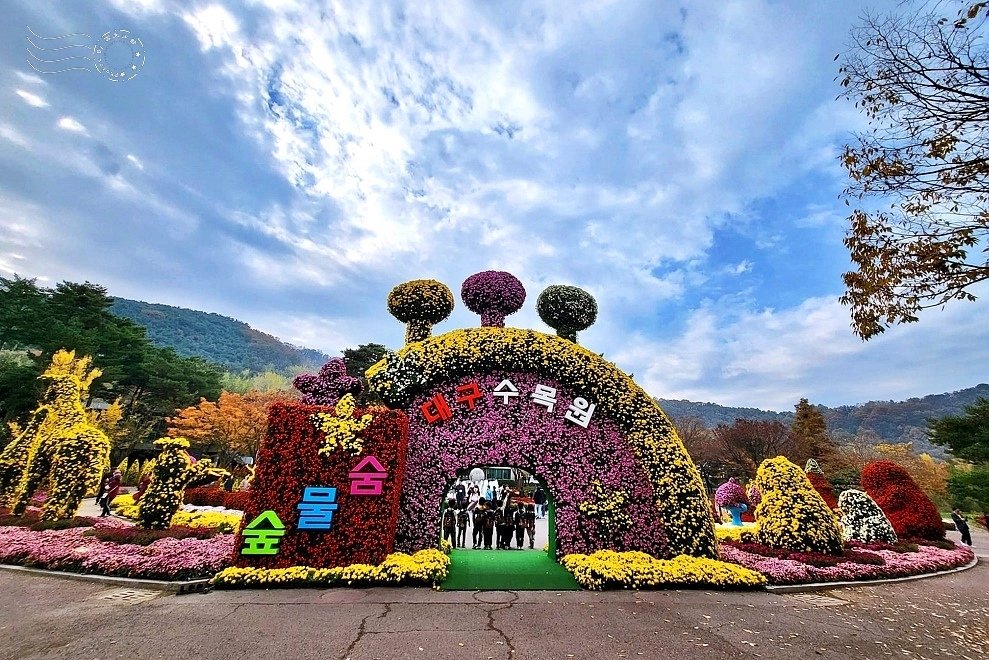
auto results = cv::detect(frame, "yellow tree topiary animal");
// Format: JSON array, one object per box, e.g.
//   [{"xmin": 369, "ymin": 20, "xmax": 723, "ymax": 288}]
[
  {"xmin": 138, "ymin": 437, "xmax": 228, "ymax": 529},
  {"xmin": 0, "ymin": 350, "xmax": 112, "ymax": 519}
]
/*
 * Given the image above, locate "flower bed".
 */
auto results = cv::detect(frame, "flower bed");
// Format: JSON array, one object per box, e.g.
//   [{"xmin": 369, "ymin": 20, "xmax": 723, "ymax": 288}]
[
  {"xmin": 714, "ymin": 523, "xmax": 758, "ymax": 543},
  {"xmin": 212, "ymin": 549, "xmax": 449, "ymax": 589},
  {"xmin": 0, "ymin": 520, "xmax": 233, "ymax": 580},
  {"xmin": 82, "ymin": 525, "xmax": 221, "ymax": 545},
  {"xmin": 720, "ymin": 541, "xmax": 973, "ymax": 585},
  {"xmin": 184, "ymin": 487, "xmax": 251, "ymax": 512},
  {"xmin": 561, "ymin": 550, "xmax": 766, "ymax": 590},
  {"xmin": 110, "ymin": 494, "xmax": 242, "ymax": 531}
]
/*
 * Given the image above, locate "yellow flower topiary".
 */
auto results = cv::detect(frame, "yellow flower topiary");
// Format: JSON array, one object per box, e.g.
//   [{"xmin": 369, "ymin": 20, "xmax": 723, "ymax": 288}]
[
  {"xmin": 0, "ymin": 350, "xmax": 111, "ymax": 520},
  {"xmin": 752, "ymin": 456, "xmax": 844, "ymax": 554},
  {"xmin": 138, "ymin": 437, "xmax": 228, "ymax": 529},
  {"xmin": 311, "ymin": 394, "xmax": 373, "ymax": 456}
]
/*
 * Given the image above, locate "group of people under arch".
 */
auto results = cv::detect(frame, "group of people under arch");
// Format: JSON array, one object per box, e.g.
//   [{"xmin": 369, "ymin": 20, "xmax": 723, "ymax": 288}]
[{"xmin": 441, "ymin": 479, "xmax": 548, "ymax": 551}]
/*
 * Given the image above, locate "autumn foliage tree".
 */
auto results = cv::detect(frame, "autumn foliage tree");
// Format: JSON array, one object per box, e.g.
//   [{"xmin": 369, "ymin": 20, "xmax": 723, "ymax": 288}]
[
  {"xmin": 713, "ymin": 419, "xmax": 806, "ymax": 478},
  {"xmin": 837, "ymin": 2, "xmax": 989, "ymax": 338},
  {"xmin": 167, "ymin": 390, "xmax": 294, "ymax": 464}
]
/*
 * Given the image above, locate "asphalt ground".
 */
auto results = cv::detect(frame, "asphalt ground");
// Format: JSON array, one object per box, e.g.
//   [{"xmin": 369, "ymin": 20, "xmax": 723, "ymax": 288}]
[
  {"xmin": 1, "ymin": 545, "xmax": 986, "ymax": 659},
  {"xmin": 3, "ymin": 512, "xmax": 977, "ymax": 659}
]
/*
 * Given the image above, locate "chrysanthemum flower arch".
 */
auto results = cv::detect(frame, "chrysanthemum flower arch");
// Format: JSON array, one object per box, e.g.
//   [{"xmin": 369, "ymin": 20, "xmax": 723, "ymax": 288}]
[{"xmin": 369, "ymin": 278, "xmax": 717, "ymax": 560}]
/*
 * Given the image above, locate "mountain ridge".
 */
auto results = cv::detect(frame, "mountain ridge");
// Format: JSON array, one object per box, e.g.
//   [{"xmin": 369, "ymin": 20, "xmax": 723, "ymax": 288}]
[{"xmin": 109, "ymin": 298, "xmax": 329, "ymax": 373}]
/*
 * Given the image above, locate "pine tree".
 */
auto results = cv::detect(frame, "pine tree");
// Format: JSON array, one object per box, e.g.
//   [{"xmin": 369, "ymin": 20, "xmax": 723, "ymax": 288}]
[{"xmin": 791, "ymin": 399, "xmax": 836, "ymax": 465}]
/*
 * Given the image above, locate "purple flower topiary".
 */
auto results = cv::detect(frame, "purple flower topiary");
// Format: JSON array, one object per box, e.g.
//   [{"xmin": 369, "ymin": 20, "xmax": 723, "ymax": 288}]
[
  {"xmin": 715, "ymin": 477, "xmax": 748, "ymax": 508},
  {"xmin": 292, "ymin": 358, "xmax": 363, "ymax": 406},
  {"xmin": 460, "ymin": 271, "xmax": 526, "ymax": 327}
]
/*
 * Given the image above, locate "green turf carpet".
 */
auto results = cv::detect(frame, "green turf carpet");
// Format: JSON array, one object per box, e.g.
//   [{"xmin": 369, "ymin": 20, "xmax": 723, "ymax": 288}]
[{"xmin": 441, "ymin": 549, "xmax": 580, "ymax": 591}]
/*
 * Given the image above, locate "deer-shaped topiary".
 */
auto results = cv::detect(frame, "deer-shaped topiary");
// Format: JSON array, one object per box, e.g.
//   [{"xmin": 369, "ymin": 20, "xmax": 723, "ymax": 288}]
[{"xmin": 0, "ymin": 350, "xmax": 111, "ymax": 520}]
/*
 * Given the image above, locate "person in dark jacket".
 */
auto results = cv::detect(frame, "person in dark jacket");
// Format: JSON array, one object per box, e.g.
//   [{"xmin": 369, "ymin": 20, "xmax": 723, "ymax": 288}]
[
  {"xmin": 472, "ymin": 498, "xmax": 487, "ymax": 548},
  {"xmin": 441, "ymin": 499, "xmax": 457, "ymax": 547},
  {"xmin": 952, "ymin": 508, "xmax": 973, "ymax": 546},
  {"xmin": 514, "ymin": 504, "xmax": 525, "ymax": 549},
  {"xmin": 533, "ymin": 487, "xmax": 547, "ymax": 518}
]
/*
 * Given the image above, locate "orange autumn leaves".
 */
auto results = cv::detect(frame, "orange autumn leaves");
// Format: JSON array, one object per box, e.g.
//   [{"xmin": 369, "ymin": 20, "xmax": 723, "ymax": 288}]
[{"xmin": 167, "ymin": 390, "xmax": 295, "ymax": 460}]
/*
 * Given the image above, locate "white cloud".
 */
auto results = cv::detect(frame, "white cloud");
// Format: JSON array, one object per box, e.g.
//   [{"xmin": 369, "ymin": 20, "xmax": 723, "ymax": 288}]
[
  {"xmin": 182, "ymin": 4, "xmax": 242, "ymax": 51},
  {"xmin": 56, "ymin": 116, "xmax": 87, "ymax": 134},
  {"xmin": 15, "ymin": 89, "xmax": 48, "ymax": 108},
  {"xmin": 0, "ymin": 123, "xmax": 30, "ymax": 148},
  {"xmin": 126, "ymin": 154, "xmax": 145, "ymax": 170},
  {"xmin": 14, "ymin": 71, "xmax": 47, "ymax": 85}
]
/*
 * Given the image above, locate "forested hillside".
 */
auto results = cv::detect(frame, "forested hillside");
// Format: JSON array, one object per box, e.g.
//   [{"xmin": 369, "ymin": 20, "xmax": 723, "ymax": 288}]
[
  {"xmin": 110, "ymin": 299, "xmax": 329, "ymax": 373},
  {"xmin": 659, "ymin": 383, "xmax": 989, "ymax": 455}
]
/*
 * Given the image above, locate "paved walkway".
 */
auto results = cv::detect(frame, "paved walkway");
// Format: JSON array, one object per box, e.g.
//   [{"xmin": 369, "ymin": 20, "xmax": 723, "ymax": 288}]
[{"xmin": 1, "ymin": 557, "xmax": 986, "ymax": 659}]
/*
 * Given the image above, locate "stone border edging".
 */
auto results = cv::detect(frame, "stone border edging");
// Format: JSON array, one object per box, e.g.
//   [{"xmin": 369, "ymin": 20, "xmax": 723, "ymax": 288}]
[
  {"xmin": 0, "ymin": 563, "xmax": 210, "ymax": 594},
  {"xmin": 765, "ymin": 555, "xmax": 979, "ymax": 594}
]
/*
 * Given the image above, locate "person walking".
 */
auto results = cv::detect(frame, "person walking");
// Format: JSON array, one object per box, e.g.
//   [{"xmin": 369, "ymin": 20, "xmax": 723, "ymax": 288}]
[
  {"xmin": 472, "ymin": 498, "xmax": 486, "ymax": 549},
  {"xmin": 441, "ymin": 499, "xmax": 457, "ymax": 548},
  {"xmin": 98, "ymin": 470, "xmax": 122, "ymax": 517},
  {"xmin": 952, "ymin": 508, "xmax": 973, "ymax": 546},
  {"xmin": 455, "ymin": 480, "xmax": 467, "ymax": 509},
  {"xmin": 533, "ymin": 486, "xmax": 547, "ymax": 518}
]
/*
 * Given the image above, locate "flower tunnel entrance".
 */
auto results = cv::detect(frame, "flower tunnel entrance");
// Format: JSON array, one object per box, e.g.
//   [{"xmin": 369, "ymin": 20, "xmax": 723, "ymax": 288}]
[{"xmin": 437, "ymin": 465, "xmax": 579, "ymax": 591}]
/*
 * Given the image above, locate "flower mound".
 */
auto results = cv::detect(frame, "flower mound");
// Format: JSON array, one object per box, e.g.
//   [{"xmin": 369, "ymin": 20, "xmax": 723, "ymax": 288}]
[
  {"xmin": 838, "ymin": 489, "xmax": 898, "ymax": 544},
  {"xmin": 561, "ymin": 550, "xmax": 766, "ymax": 590},
  {"xmin": 0, "ymin": 520, "xmax": 233, "ymax": 580},
  {"xmin": 213, "ymin": 549, "xmax": 449, "ymax": 589},
  {"xmin": 753, "ymin": 456, "xmax": 843, "ymax": 554},
  {"xmin": 461, "ymin": 271, "xmax": 526, "ymax": 327},
  {"xmin": 861, "ymin": 460, "xmax": 945, "ymax": 541},
  {"xmin": 715, "ymin": 524, "xmax": 758, "ymax": 544},
  {"xmin": 715, "ymin": 478, "xmax": 748, "ymax": 508},
  {"xmin": 721, "ymin": 541, "xmax": 973, "ymax": 585}
]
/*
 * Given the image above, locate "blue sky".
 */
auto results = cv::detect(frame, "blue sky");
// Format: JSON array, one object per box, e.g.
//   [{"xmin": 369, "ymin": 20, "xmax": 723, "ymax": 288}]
[{"xmin": 2, "ymin": 0, "xmax": 987, "ymax": 411}]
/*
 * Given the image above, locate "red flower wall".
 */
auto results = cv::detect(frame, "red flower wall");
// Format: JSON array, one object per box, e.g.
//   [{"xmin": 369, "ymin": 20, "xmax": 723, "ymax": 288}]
[
  {"xmin": 234, "ymin": 402, "xmax": 409, "ymax": 568},
  {"xmin": 861, "ymin": 460, "xmax": 945, "ymax": 541}
]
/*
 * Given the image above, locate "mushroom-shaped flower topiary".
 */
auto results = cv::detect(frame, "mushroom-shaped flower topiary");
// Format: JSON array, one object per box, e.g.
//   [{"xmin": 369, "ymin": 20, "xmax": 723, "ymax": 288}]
[
  {"xmin": 387, "ymin": 279, "xmax": 455, "ymax": 344},
  {"xmin": 461, "ymin": 270, "xmax": 526, "ymax": 327},
  {"xmin": 714, "ymin": 477, "xmax": 748, "ymax": 508},
  {"xmin": 536, "ymin": 285, "xmax": 598, "ymax": 343}
]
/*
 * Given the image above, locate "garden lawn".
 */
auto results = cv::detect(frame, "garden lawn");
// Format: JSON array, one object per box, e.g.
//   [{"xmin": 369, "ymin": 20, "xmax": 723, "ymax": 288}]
[{"xmin": 441, "ymin": 549, "xmax": 580, "ymax": 590}]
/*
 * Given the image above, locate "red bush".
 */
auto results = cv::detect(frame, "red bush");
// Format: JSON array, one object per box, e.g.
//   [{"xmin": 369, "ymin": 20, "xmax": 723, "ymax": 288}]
[
  {"xmin": 184, "ymin": 487, "xmax": 226, "ymax": 507},
  {"xmin": 860, "ymin": 460, "xmax": 945, "ymax": 541},
  {"xmin": 234, "ymin": 402, "xmax": 409, "ymax": 569},
  {"xmin": 184, "ymin": 487, "xmax": 252, "ymax": 511},
  {"xmin": 806, "ymin": 472, "xmax": 838, "ymax": 510},
  {"xmin": 222, "ymin": 491, "xmax": 252, "ymax": 512}
]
